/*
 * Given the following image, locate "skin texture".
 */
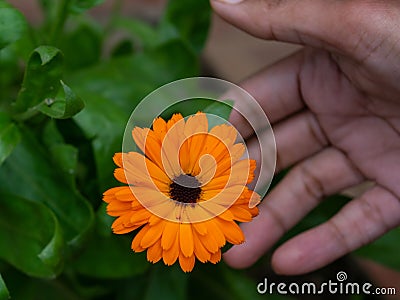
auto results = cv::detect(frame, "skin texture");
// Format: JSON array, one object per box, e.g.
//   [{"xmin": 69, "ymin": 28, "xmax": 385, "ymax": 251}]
[{"xmin": 210, "ymin": 0, "xmax": 400, "ymax": 275}]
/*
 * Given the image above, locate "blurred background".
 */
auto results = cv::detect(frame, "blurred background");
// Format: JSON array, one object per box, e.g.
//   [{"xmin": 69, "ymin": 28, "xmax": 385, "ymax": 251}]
[
  {"xmin": 10, "ymin": 0, "xmax": 300, "ymax": 83},
  {"xmin": 2, "ymin": 0, "xmax": 400, "ymax": 299}
]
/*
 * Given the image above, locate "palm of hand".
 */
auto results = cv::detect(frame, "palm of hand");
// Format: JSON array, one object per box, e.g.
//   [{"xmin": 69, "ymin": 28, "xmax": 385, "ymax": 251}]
[
  {"xmin": 225, "ymin": 47, "xmax": 400, "ymax": 274},
  {"xmin": 302, "ymin": 48, "xmax": 400, "ymax": 199},
  {"xmin": 212, "ymin": 0, "xmax": 400, "ymax": 274}
]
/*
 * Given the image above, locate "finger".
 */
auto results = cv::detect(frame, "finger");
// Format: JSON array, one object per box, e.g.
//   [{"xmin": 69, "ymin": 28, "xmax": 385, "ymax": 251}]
[
  {"xmin": 229, "ymin": 51, "xmax": 305, "ymax": 139},
  {"xmin": 210, "ymin": 0, "xmax": 362, "ymax": 54},
  {"xmin": 255, "ymin": 110, "xmax": 329, "ymax": 174},
  {"xmin": 223, "ymin": 147, "xmax": 364, "ymax": 268},
  {"xmin": 272, "ymin": 185, "xmax": 400, "ymax": 275},
  {"xmin": 244, "ymin": 110, "xmax": 329, "ymax": 191}
]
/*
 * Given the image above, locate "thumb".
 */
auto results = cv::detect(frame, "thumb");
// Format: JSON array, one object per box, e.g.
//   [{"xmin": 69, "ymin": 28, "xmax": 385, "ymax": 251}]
[{"xmin": 210, "ymin": 0, "xmax": 368, "ymax": 54}]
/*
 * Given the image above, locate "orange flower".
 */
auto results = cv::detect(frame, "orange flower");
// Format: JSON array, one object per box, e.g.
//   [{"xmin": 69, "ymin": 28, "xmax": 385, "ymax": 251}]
[{"xmin": 103, "ymin": 112, "xmax": 260, "ymax": 272}]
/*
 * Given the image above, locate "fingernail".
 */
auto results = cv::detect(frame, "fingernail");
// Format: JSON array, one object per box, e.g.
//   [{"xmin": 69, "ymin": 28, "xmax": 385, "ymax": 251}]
[{"xmin": 212, "ymin": 0, "xmax": 244, "ymax": 4}]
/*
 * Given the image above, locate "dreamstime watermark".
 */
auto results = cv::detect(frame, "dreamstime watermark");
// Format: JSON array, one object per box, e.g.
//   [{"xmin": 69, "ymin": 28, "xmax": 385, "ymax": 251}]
[{"xmin": 257, "ymin": 271, "xmax": 397, "ymax": 296}]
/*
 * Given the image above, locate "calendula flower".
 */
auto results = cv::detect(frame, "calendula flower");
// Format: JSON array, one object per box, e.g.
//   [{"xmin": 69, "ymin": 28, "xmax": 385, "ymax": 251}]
[{"xmin": 103, "ymin": 112, "xmax": 260, "ymax": 272}]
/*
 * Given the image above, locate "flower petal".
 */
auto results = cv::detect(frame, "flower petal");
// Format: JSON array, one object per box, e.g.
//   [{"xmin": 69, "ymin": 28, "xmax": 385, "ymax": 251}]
[
  {"xmin": 130, "ymin": 186, "xmax": 171, "ymax": 210},
  {"xmin": 179, "ymin": 223, "xmax": 194, "ymax": 257},
  {"xmin": 213, "ymin": 143, "xmax": 245, "ymax": 178},
  {"xmin": 197, "ymin": 227, "xmax": 219, "ymax": 253},
  {"xmin": 103, "ymin": 186, "xmax": 127, "ymax": 203},
  {"xmin": 131, "ymin": 225, "xmax": 150, "ymax": 252},
  {"xmin": 192, "ymin": 221, "xmax": 207, "ymax": 236},
  {"xmin": 106, "ymin": 200, "xmax": 132, "ymax": 216},
  {"xmin": 205, "ymin": 219, "xmax": 226, "ymax": 248},
  {"xmin": 114, "ymin": 187, "xmax": 136, "ymax": 201},
  {"xmin": 179, "ymin": 252, "xmax": 195, "ymax": 272},
  {"xmin": 209, "ymin": 123, "xmax": 237, "ymax": 149},
  {"xmin": 111, "ymin": 213, "xmax": 139, "ymax": 234},
  {"xmin": 215, "ymin": 218, "xmax": 244, "ymax": 244},
  {"xmin": 147, "ymin": 239, "xmax": 163, "ymax": 263},
  {"xmin": 166, "ymin": 113, "xmax": 184, "ymax": 131},
  {"xmin": 114, "ymin": 168, "xmax": 128, "ymax": 184},
  {"xmin": 209, "ymin": 250, "xmax": 221, "ymax": 264},
  {"xmin": 163, "ymin": 233, "xmax": 179, "ymax": 265},
  {"xmin": 193, "ymin": 230, "xmax": 211, "ymax": 263},
  {"xmin": 161, "ymin": 221, "xmax": 179, "ymax": 250},
  {"xmin": 123, "ymin": 152, "xmax": 170, "ymax": 191},
  {"xmin": 132, "ymin": 127, "xmax": 164, "ymax": 169},
  {"xmin": 184, "ymin": 113, "xmax": 208, "ymax": 174},
  {"xmin": 141, "ymin": 219, "xmax": 166, "ymax": 248},
  {"xmin": 130, "ymin": 208, "xmax": 152, "ymax": 225},
  {"xmin": 161, "ymin": 115, "xmax": 186, "ymax": 178},
  {"xmin": 152, "ymin": 117, "xmax": 167, "ymax": 142},
  {"xmin": 113, "ymin": 153, "xmax": 123, "ymax": 167},
  {"xmin": 228, "ymin": 206, "xmax": 253, "ymax": 222}
]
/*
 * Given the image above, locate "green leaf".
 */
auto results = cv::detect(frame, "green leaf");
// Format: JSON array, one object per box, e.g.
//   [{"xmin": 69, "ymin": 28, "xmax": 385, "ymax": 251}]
[
  {"xmin": 160, "ymin": 99, "xmax": 233, "ymax": 125},
  {"xmin": 73, "ymin": 212, "xmax": 148, "ymax": 278},
  {"xmin": 73, "ymin": 92, "xmax": 127, "ymax": 191},
  {"xmin": 69, "ymin": 0, "xmax": 105, "ymax": 14},
  {"xmin": 113, "ymin": 17, "xmax": 159, "ymax": 49},
  {"xmin": 0, "ymin": 129, "xmax": 94, "ymax": 247},
  {"xmin": 111, "ymin": 39, "xmax": 134, "ymax": 57},
  {"xmin": 95, "ymin": 202, "xmax": 113, "ymax": 237},
  {"xmin": 4, "ymin": 269, "xmax": 80, "ymax": 300},
  {"xmin": 0, "ymin": 193, "xmax": 64, "ymax": 278},
  {"xmin": 42, "ymin": 119, "xmax": 65, "ymax": 146},
  {"xmin": 144, "ymin": 266, "xmax": 188, "ymax": 300},
  {"xmin": 203, "ymin": 99, "xmax": 234, "ymax": 127},
  {"xmin": 190, "ymin": 265, "xmax": 291, "ymax": 300},
  {"xmin": 220, "ymin": 266, "xmax": 290, "ymax": 300},
  {"xmin": 59, "ymin": 22, "xmax": 102, "ymax": 71},
  {"xmin": 0, "ymin": 113, "xmax": 20, "ymax": 166},
  {"xmin": 0, "ymin": 45, "xmax": 21, "ymax": 101},
  {"xmin": 38, "ymin": 81, "xmax": 84, "ymax": 119},
  {"xmin": 356, "ymin": 227, "xmax": 400, "ymax": 272},
  {"xmin": 0, "ymin": 3, "xmax": 27, "ymax": 50},
  {"xmin": 0, "ymin": 274, "xmax": 9, "ymax": 300},
  {"xmin": 70, "ymin": 39, "xmax": 198, "ymax": 113},
  {"xmin": 160, "ymin": 0, "xmax": 211, "ymax": 54},
  {"xmin": 14, "ymin": 46, "xmax": 63, "ymax": 114},
  {"xmin": 42, "ymin": 120, "xmax": 79, "ymax": 186},
  {"xmin": 203, "ymin": 100, "xmax": 233, "ymax": 119},
  {"xmin": 70, "ymin": 40, "xmax": 198, "ymax": 190}
]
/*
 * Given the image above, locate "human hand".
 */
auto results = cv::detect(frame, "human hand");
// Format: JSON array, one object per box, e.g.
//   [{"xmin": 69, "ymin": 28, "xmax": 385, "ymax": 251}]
[{"xmin": 210, "ymin": 0, "xmax": 400, "ymax": 275}]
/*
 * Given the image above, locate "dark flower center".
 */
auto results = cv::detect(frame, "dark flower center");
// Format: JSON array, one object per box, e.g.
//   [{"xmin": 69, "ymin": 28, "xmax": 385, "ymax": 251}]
[{"xmin": 169, "ymin": 174, "xmax": 201, "ymax": 204}]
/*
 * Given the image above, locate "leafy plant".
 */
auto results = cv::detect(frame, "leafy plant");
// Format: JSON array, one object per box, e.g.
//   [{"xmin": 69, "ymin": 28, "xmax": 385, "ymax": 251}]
[{"xmin": 0, "ymin": 0, "xmax": 398, "ymax": 299}]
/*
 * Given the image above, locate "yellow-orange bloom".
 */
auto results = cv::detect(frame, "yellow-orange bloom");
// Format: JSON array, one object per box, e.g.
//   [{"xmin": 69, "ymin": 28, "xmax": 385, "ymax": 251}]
[{"xmin": 103, "ymin": 112, "xmax": 260, "ymax": 272}]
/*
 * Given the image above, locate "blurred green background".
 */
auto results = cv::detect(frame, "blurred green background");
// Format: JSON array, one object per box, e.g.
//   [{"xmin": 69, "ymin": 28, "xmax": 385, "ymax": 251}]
[{"xmin": 0, "ymin": 0, "xmax": 399, "ymax": 299}]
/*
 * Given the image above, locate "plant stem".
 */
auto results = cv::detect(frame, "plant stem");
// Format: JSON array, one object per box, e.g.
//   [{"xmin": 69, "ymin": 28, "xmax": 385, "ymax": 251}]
[
  {"xmin": 104, "ymin": 0, "xmax": 123, "ymax": 35},
  {"xmin": 12, "ymin": 100, "xmax": 46, "ymax": 122},
  {"xmin": 50, "ymin": 0, "xmax": 70, "ymax": 45}
]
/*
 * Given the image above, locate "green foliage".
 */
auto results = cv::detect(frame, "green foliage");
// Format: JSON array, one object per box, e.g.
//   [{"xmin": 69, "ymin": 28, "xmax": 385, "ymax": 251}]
[
  {"xmin": 144, "ymin": 265, "xmax": 188, "ymax": 300},
  {"xmin": 0, "ymin": 0, "xmax": 218, "ymax": 298},
  {"xmin": 0, "ymin": 193, "xmax": 64, "ymax": 278},
  {"xmin": 0, "ymin": 274, "xmax": 9, "ymax": 300},
  {"xmin": 161, "ymin": 0, "xmax": 211, "ymax": 54},
  {"xmin": 0, "ymin": 129, "xmax": 94, "ymax": 245},
  {"xmin": 356, "ymin": 227, "xmax": 400, "ymax": 271},
  {"xmin": 0, "ymin": 113, "xmax": 20, "ymax": 166},
  {"xmin": 0, "ymin": 0, "xmax": 398, "ymax": 299},
  {"xmin": 68, "ymin": 0, "xmax": 104, "ymax": 14},
  {"xmin": 0, "ymin": 2, "xmax": 27, "ymax": 50},
  {"xmin": 15, "ymin": 46, "xmax": 63, "ymax": 110},
  {"xmin": 38, "ymin": 81, "xmax": 85, "ymax": 119},
  {"xmin": 189, "ymin": 264, "xmax": 291, "ymax": 300}
]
